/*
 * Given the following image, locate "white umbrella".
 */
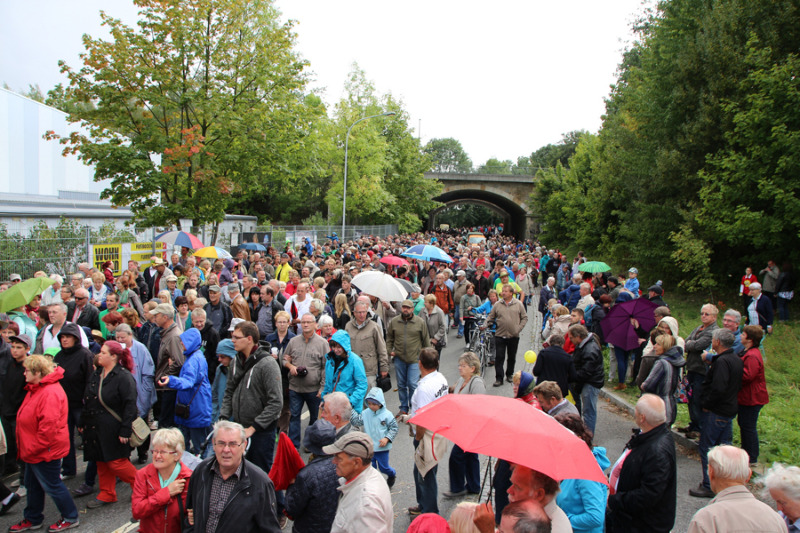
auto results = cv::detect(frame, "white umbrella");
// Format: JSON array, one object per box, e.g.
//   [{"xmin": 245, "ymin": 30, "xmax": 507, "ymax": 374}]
[{"xmin": 351, "ymin": 271, "xmax": 408, "ymax": 302}]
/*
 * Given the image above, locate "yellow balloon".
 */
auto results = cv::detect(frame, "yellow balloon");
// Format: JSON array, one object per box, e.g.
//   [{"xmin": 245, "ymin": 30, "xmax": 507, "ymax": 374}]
[{"xmin": 524, "ymin": 350, "xmax": 537, "ymax": 364}]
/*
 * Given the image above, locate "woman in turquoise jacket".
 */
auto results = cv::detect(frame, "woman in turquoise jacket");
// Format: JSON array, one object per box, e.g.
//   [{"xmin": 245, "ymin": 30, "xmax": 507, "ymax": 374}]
[
  {"xmin": 554, "ymin": 413, "xmax": 609, "ymax": 533},
  {"xmin": 322, "ymin": 330, "xmax": 368, "ymax": 410}
]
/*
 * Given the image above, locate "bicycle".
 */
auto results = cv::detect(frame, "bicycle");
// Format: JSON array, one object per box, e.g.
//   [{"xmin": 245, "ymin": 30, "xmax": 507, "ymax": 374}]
[{"xmin": 466, "ymin": 314, "xmax": 494, "ymax": 377}]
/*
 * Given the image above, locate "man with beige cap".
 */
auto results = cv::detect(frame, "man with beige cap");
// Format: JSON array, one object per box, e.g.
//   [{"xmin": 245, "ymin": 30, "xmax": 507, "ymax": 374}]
[{"xmin": 323, "ymin": 431, "xmax": 393, "ymax": 533}]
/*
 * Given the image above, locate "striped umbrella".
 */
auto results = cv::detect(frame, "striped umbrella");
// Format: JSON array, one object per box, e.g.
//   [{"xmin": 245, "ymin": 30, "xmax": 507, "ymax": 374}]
[{"xmin": 193, "ymin": 246, "xmax": 233, "ymax": 259}]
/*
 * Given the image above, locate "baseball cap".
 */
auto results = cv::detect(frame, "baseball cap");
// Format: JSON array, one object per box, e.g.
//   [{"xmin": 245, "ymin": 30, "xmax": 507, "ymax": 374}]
[
  {"xmin": 208, "ymin": 285, "xmax": 222, "ymax": 293},
  {"xmin": 648, "ymin": 285, "xmax": 663, "ymax": 295},
  {"xmin": 322, "ymin": 431, "xmax": 373, "ymax": 459},
  {"xmin": 228, "ymin": 317, "xmax": 246, "ymax": 332},
  {"xmin": 165, "ymin": 275, "xmax": 178, "ymax": 282},
  {"xmin": 401, "ymin": 299, "xmax": 414, "ymax": 308},
  {"xmin": 44, "ymin": 347, "xmax": 60, "ymax": 357},
  {"xmin": 303, "ymin": 419, "xmax": 336, "ymax": 456},
  {"xmin": 9, "ymin": 334, "xmax": 32, "ymax": 350},
  {"xmin": 456, "ymin": 270, "xmax": 466, "ymax": 277},
  {"xmin": 9, "ymin": 274, "xmax": 21, "ymax": 281},
  {"xmin": 628, "ymin": 267, "xmax": 638, "ymax": 274},
  {"xmin": 153, "ymin": 303, "xmax": 176, "ymax": 316}
]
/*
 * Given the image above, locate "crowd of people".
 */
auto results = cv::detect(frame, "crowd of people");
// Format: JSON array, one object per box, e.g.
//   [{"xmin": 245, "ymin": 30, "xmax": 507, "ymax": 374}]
[{"xmin": 0, "ymin": 225, "xmax": 797, "ymax": 533}]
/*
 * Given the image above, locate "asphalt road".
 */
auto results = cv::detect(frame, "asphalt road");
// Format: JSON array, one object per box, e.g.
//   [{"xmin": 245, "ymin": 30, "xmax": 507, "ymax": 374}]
[{"xmin": 1, "ymin": 297, "xmax": 711, "ymax": 532}]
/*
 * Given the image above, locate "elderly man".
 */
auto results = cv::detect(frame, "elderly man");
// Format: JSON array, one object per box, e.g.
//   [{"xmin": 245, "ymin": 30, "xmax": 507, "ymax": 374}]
[
  {"xmin": 680, "ymin": 304, "xmax": 720, "ymax": 439},
  {"xmin": 533, "ymin": 381, "xmax": 579, "ymax": 418},
  {"xmin": 487, "ymin": 284, "xmax": 528, "ymax": 388},
  {"xmin": 320, "ymin": 391, "xmax": 353, "ymax": 439},
  {"xmin": 606, "ymin": 394, "xmax": 676, "ymax": 533},
  {"xmin": 688, "ymin": 445, "xmax": 788, "ymax": 532},
  {"xmin": 185, "ymin": 420, "xmax": 281, "ymax": 533},
  {"xmin": 37, "ymin": 302, "xmax": 89, "ymax": 352},
  {"xmin": 745, "ymin": 282, "xmax": 774, "ymax": 334},
  {"xmin": 345, "ymin": 300, "xmax": 389, "ymax": 388},
  {"xmin": 760, "ymin": 260, "xmax": 780, "ymax": 306},
  {"xmin": 284, "ymin": 281, "xmax": 312, "ymax": 332},
  {"xmin": 575, "ymin": 282, "xmax": 595, "ymax": 312},
  {"xmin": 205, "ymin": 285, "xmax": 233, "ymax": 339},
  {"xmin": 506, "ymin": 464, "xmax": 571, "ymax": 532},
  {"xmin": 533, "ymin": 334, "xmax": 576, "ymax": 398},
  {"xmin": 153, "ymin": 302, "xmax": 185, "ymax": 428},
  {"xmin": 690, "ymin": 328, "xmax": 744, "ymax": 499},
  {"xmin": 227, "ymin": 283, "xmax": 250, "ymax": 321},
  {"xmin": 148, "ymin": 257, "xmax": 173, "ymax": 297},
  {"xmin": 453, "ymin": 270, "xmax": 470, "ymax": 338},
  {"xmin": 116, "ymin": 323, "xmax": 156, "ymax": 464},
  {"xmin": 221, "ymin": 321, "xmax": 282, "ymax": 474},
  {"xmin": 386, "ymin": 300, "xmax": 431, "ymax": 417},
  {"xmin": 66, "ymin": 287, "xmax": 100, "ymax": 331},
  {"xmin": 323, "ymin": 431, "xmax": 393, "ymax": 533},
  {"xmin": 539, "ymin": 276, "xmax": 557, "ymax": 318},
  {"xmin": 568, "ymin": 325, "xmax": 604, "ymax": 434},
  {"xmin": 283, "ymin": 313, "xmax": 328, "ymax": 448}
]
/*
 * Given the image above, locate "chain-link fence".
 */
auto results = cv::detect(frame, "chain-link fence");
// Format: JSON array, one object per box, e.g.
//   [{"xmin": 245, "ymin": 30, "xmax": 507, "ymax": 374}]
[{"xmin": 239, "ymin": 224, "xmax": 398, "ymax": 250}]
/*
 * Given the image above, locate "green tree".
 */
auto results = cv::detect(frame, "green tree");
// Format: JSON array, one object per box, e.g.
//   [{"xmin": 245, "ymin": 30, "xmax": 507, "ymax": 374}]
[
  {"xmin": 529, "ymin": 130, "xmax": 587, "ymax": 169},
  {"xmin": 48, "ymin": 0, "xmax": 314, "ymax": 231},
  {"xmin": 423, "ymin": 138, "xmax": 473, "ymax": 173},
  {"xmin": 478, "ymin": 158, "xmax": 513, "ymax": 174}
]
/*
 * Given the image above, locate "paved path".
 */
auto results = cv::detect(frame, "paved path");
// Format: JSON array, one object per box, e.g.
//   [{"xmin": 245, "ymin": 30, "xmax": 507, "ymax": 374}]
[{"xmin": 1, "ymin": 295, "xmax": 711, "ymax": 532}]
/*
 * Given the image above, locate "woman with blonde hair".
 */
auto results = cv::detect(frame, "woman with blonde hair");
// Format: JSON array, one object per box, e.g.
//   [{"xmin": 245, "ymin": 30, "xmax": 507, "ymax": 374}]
[
  {"xmin": 131, "ymin": 428, "xmax": 191, "ymax": 533},
  {"xmin": 542, "ymin": 304, "xmax": 571, "ymax": 343},
  {"xmin": 89, "ymin": 271, "xmax": 109, "ymax": 308},
  {"xmin": 333, "ymin": 293, "xmax": 351, "ymax": 330},
  {"xmin": 448, "ymin": 502, "xmax": 481, "ymax": 533}
]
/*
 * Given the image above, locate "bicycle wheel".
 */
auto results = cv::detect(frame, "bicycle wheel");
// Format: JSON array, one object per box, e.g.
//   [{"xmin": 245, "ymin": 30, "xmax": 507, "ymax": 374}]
[{"xmin": 478, "ymin": 333, "xmax": 489, "ymax": 377}]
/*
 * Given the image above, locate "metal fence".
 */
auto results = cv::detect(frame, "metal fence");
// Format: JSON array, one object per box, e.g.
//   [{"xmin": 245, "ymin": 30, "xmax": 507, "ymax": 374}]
[{"xmin": 0, "ymin": 223, "xmax": 399, "ymax": 282}]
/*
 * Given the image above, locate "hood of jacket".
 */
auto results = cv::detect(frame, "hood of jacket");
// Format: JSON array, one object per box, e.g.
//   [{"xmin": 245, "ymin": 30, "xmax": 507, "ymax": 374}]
[
  {"xmin": 659, "ymin": 316, "xmax": 680, "ymax": 338},
  {"xmin": 662, "ymin": 346, "xmax": 686, "ymax": 368},
  {"xmin": 593, "ymin": 446, "xmax": 611, "ymax": 471},
  {"xmin": 329, "ymin": 329, "xmax": 353, "ymax": 355},
  {"xmin": 57, "ymin": 322, "xmax": 83, "ymax": 342},
  {"xmin": 180, "ymin": 328, "xmax": 202, "ymax": 356},
  {"xmin": 26, "ymin": 365, "xmax": 64, "ymax": 392},
  {"xmin": 365, "ymin": 386, "xmax": 387, "ymax": 408}
]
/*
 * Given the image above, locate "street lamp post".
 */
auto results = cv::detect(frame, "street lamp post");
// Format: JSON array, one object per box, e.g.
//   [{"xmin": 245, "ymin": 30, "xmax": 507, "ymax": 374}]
[{"xmin": 342, "ymin": 111, "xmax": 396, "ymax": 240}]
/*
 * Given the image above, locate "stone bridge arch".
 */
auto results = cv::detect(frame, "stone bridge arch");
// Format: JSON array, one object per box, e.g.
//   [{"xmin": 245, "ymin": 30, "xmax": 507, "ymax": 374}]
[{"xmin": 425, "ymin": 172, "xmax": 536, "ymax": 240}]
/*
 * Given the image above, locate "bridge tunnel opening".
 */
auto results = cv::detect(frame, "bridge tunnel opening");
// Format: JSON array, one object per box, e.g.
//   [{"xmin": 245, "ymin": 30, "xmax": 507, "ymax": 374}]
[{"xmin": 428, "ymin": 189, "xmax": 529, "ymax": 240}]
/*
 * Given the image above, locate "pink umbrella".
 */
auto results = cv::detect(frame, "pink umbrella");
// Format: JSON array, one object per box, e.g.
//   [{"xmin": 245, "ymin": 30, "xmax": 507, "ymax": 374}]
[{"xmin": 379, "ymin": 255, "xmax": 409, "ymax": 267}]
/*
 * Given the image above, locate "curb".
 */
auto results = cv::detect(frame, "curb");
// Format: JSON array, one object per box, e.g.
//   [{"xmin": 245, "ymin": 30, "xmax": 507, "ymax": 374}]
[{"xmin": 599, "ymin": 387, "xmax": 699, "ymax": 452}]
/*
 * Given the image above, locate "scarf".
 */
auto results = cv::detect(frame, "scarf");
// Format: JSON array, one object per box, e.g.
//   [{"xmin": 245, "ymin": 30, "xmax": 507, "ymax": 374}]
[{"xmin": 158, "ymin": 461, "xmax": 182, "ymax": 488}]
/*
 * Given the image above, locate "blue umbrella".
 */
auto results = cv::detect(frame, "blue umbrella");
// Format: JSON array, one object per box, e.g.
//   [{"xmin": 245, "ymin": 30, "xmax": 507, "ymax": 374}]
[
  {"xmin": 239, "ymin": 242, "xmax": 267, "ymax": 252},
  {"xmin": 401, "ymin": 244, "xmax": 454, "ymax": 263}
]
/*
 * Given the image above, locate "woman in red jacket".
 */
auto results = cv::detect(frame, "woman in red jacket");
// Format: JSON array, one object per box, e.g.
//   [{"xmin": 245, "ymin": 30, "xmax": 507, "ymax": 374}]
[
  {"xmin": 738, "ymin": 325, "xmax": 769, "ymax": 465},
  {"xmin": 10, "ymin": 355, "xmax": 80, "ymax": 532},
  {"xmin": 132, "ymin": 428, "xmax": 192, "ymax": 533}
]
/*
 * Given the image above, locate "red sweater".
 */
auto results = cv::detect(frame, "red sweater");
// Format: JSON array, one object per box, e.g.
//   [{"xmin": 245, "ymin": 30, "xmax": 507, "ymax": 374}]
[{"xmin": 738, "ymin": 347, "xmax": 769, "ymax": 406}]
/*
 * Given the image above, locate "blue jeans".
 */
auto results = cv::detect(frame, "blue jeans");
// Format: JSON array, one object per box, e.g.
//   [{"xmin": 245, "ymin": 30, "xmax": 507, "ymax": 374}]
[
  {"xmin": 777, "ymin": 297, "xmax": 790, "ymax": 321},
  {"xmin": 61, "ymin": 407, "xmax": 81, "ymax": 476},
  {"xmin": 614, "ymin": 346, "xmax": 629, "ymax": 384},
  {"xmin": 24, "ymin": 459, "xmax": 79, "ymax": 525},
  {"xmin": 180, "ymin": 425, "xmax": 212, "ymax": 456},
  {"xmin": 700, "ymin": 411, "xmax": 734, "ymax": 489},
  {"xmin": 247, "ymin": 424, "xmax": 277, "ymax": 474},
  {"xmin": 580, "ymin": 384, "xmax": 600, "ymax": 435},
  {"xmin": 395, "ymin": 359, "xmax": 420, "ymax": 413},
  {"xmin": 449, "ymin": 444, "xmax": 480, "ymax": 493},
  {"xmin": 413, "ymin": 439, "xmax": 438, "ymax": 514},
  {"xmin": 737, "ymin": 404, "xmax": 763, "ymax": 463},
  {"xmin": 454, "ymin": 304, "xmax": 464, "ymax": 336},
  {"xmin": 687, "ymin": 371, "xmax": 705, "ymax": 432},
  {"xmin": 289, "ymin": 390, "xmax": 320, "ymax": 448},
  {"xmin": 372, "ymin": 450, "xmax": 396, "ymax": 477}
]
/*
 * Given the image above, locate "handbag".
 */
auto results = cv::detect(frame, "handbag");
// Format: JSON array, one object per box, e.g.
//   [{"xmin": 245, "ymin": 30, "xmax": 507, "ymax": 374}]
[
  {"xmin": 375, "ymin": 353, "xmax": 392, "ymax": 393},
  {"xmin": 174, "ymin": 384, "xmax": 202, "ymax": 419},
  {"xmin": 98, "ymin": 372, "xmax": 151, "ymax": 448}
]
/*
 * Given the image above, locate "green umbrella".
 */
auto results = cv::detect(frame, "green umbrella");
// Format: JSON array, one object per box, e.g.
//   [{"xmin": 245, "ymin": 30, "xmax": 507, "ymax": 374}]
[
  {"xmin": 0, "ymin": 277, "xmax": 55, "ymax": 313},
  {"xmin": 579, "ymin": 261, "xmax": 612, "ymax": 274}
]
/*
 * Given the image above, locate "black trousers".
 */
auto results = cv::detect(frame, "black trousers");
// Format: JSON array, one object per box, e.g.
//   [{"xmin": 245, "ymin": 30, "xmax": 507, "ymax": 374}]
[{"xmin": 494, "ymin": 336, "xmax": 520, "ymax": 382}]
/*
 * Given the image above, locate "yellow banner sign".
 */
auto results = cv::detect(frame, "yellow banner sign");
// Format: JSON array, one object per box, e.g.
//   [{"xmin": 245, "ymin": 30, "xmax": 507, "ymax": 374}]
[{"xmin": 92, "ymin": 245, "xmax": 122, "ymax": 275}]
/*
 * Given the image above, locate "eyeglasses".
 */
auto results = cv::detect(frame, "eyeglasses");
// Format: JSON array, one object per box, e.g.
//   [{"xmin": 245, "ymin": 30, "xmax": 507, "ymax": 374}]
[
  {"xmin": 151, "ymin": 449, "xmax": 179, "ymax": 457},
  {"xmin": 213, "ymin": 441, "xmax": 243, "ymax": 450},
  {"xmin": 230, "ymin": 334, "xmax": 245, "ymax": 340},
  {"xmin": 75, "ymin": 297, "xmax": 87, "ymax": 301}
]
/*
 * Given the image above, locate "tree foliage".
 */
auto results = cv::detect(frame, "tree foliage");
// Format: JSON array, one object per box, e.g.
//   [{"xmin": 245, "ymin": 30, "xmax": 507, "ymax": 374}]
[
  {"xmin": 423, "ymin": 138, "xmax": 473, "ymax": 173},
  {"xmin": 477, "ymin": 158, "xmax": 513, "ymax": 175},
  {"xmin": 435, "ymin": 204, "xmax": 504, "ymax": 228},
  {"xmin": 48, "ymin": 0, "xmax": 315, "ymax": 230},
  {"xmin": 530, "ymin": 0, "xmax": 800, "ymax": 291}
]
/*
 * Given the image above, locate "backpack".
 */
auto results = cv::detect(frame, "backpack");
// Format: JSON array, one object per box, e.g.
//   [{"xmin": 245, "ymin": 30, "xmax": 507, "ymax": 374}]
[{"xmin": 583, "ymin": 304, "xmax": 596, "ymax": 329}]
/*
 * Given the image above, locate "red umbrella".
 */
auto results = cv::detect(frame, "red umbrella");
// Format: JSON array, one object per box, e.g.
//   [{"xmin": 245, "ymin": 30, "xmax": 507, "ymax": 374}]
[
  {"xmin": 409, "ymin": 394, "xmax": 608, "ymax": 485},
  {"xmin": 379, "ymin": 255, "xmax": 409, "ymax": 267}
]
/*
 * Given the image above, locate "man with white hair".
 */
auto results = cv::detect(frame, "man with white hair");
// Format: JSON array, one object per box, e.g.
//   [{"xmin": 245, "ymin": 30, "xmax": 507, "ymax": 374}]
[
  {"xmin": 320, "ymin": 391, "xmax": 353, "ymax": 439},
  {"xmin": 37, "ymin": 302, "xmax": 89, "ymax": 352},
  {"xmin": 688, "ymin": 445, "xmax": 787, "ymax": 532},
  {"xmin": 745, "ymin": 282, "xmax": 774, "ymax": 334},
  {"xmin": 66, "ymin": 287, "xmax": 100, "ymax": 331},
  {"xmin": 41, "ymin": 274, "xmax": 64, "ymax": 306},
  {"xmin": 606, "ymin": 394, "xmax": 677, "ymax": 532},
  {"xmin": 575, "ymin": 282, "xmax": 595, "ymax": 312}
]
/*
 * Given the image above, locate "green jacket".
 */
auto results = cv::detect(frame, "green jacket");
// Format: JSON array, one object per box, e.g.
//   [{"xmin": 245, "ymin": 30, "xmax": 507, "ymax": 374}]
[{"xmin": 386, "ymin": 314, "xmax": 431, "ymax": 364}]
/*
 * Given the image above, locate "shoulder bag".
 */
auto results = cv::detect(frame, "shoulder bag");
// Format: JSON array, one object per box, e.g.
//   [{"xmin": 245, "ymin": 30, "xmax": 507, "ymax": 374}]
[{"xmin": 98, "ymin": 372, "xmax": 151, "ymax": 448}]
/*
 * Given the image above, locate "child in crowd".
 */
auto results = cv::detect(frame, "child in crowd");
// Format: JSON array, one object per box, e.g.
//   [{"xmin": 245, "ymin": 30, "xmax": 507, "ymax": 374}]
[
  {"xmin": 625, "ymin": 267, "xmax": 640, "ymax": 298},
  {"xmin": 351, "ymin": 387, "xmax": 398, "ymax": 487}
]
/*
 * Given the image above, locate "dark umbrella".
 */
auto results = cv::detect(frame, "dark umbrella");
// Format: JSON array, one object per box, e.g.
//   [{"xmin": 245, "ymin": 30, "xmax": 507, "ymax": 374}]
[
  {"xmin": 239, "ymin": 242, "xmax": 267, "ymax": 252},
  {"xmin": 600, "ymin": 298, "xmax": 660, "ymax": 351}
]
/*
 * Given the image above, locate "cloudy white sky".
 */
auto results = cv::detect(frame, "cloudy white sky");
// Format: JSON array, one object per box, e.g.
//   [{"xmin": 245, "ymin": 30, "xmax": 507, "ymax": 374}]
[{"xmin": 1, "ymin": 0, "xmax": 647, "ymax": 166}]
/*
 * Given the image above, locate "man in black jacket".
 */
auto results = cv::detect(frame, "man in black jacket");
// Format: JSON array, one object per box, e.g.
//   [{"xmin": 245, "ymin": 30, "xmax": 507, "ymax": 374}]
[
  {"xmin": 185, "ymin": 420, "xmax": 281, "ymax": 533},
  {"xmin": 568, "ymin": 325, "xmax": 604, "ymax": 434},
  {"xmin": 689, "ymin": 328, "xmax": 744, "ymax": 498},
  {"xmin": 67, "ymin": 288, "xmax": 101, "ymax": 331},
  {"xmin": 191, "ymin": 309, "xmax": 220, "ymax": 383},
  {"xmin": 532, "ymin": 334, "xmax": 576, "ymax": 398},
  {"xmin": 606, "ymin": 394, "xmax": 677, "ymax": 533}
]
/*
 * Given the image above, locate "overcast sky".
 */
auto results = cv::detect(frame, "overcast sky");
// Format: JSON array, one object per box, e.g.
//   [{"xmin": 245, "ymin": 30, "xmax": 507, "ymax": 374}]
[{"xmin": 1, "ymin": 0, "xmax": 647, "ymax": 166}]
